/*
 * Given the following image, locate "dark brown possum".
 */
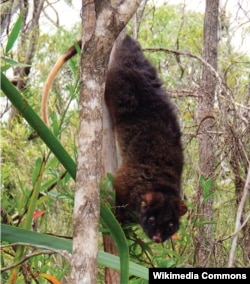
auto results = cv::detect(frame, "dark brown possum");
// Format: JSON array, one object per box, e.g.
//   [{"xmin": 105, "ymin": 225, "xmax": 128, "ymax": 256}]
[
  {"xmin": 42, "ymin": 35, "xmax": 187, "ymax": 243},
  {"xmin": 105, "ymin": 35, "xmax": 187, "ymax": 242}
]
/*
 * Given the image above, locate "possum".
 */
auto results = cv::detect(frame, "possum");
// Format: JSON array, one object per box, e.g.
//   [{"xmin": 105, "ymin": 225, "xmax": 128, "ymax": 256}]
[{"xmin": 41, "ymin": 35, "xmax": 187, "ymax": 243}]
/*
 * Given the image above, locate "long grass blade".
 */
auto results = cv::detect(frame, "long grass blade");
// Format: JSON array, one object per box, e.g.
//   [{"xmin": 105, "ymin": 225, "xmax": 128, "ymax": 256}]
[{"xmin": 1, "ymin": 224, "xmax": 148, "ymax": 280}]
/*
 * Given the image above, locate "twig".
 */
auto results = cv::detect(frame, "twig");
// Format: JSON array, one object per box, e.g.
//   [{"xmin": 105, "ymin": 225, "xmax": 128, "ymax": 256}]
[
  {"xmin": 228, "ymin": 163, "xmax": 250, "ymax": 267},
  {"xmin": 143, "ymin": 47, "xmax": 223, "ymax": 85},
  {"xmin": 43, "ymin": 0, "xmax": 60, "ymax": 27},
  {"xmin": 219, "ymin": 212, "xmax": 250, "ymax": 242},
  {"xmin": 0, "ymin": 250, "xmax": 54, "ymax": 272},
  {"xmin": 1, "ymin": 242, "xmax": 71, "ymax": 272}
]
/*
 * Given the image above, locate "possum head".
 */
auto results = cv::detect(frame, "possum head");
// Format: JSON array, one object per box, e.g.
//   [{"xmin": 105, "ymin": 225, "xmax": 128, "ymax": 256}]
[{"xmin": 139, "ymin": 192, "xmax": 187, "ymax": 243}]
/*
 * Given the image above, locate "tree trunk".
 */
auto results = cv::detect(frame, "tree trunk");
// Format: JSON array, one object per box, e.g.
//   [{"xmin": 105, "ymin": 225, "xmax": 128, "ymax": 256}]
[
  {"xmin": 70, "ymin": 1, "xmax": 141, "ymax": 283},
  {"xmin": 196, "ymin": 0, "xmax": 219, "ymax": 267},
  {"xmin": 101, "ymin": 32, "xmax": 126, "ymax": 284},
  {"xmin": 6, "ymin": 0, "xmax": 45, "ymax": 130},
  {"xmin": 102, "ymin": 71, "xmax": 119, "ymax": 284}
]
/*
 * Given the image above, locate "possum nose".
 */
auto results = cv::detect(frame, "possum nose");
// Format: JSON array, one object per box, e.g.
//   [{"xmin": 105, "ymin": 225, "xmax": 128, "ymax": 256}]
[{"xmin": 152, "ymin": 235, "xmax": 162, "ymax": 243}]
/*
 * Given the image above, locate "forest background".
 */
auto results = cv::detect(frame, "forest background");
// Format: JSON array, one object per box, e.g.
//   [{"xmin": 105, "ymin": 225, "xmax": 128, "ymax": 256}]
[{"xmin": 1, "ymin": 0, "xmax": 249, "ymax": 283}]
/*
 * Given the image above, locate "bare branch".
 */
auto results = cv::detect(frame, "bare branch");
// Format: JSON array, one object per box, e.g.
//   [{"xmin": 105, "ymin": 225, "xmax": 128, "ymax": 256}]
[
  {"xmin": 219, "ymin": 212, "xmax": 250, "ymax": 242},
  {"xmin": 42, "ymin": 0, "xmax": 60, "ymax": 27},
  {"xmin": 144, "ymin": 47, "xmax": 223, "ymax": 85},
  {"xmin": 1, "ymin": 242, "xmax": 71, "ymax": 272},
  {"xmin": 228, "ymin": 163, "xmax": 250, "ymax": 267}
]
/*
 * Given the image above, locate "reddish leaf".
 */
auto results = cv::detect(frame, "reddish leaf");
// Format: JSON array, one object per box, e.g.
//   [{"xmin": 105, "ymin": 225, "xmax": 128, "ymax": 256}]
[
  {"xmin": 32, "ymin": 211, "xmax": 46, "ymax": 219},
  {"xmin": 40, "ymin": 273, "xmax": 60, "ymax": 284}
]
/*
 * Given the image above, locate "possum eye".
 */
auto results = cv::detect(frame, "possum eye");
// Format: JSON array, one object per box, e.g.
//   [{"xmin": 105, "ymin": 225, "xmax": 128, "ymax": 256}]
[
  {"xmin": 148, "ymin": 216, "xmax": 156, "ymax": 226},
  {"xmin": 168, "ymin": 222, "xmax": 174, "ymax": 231}
]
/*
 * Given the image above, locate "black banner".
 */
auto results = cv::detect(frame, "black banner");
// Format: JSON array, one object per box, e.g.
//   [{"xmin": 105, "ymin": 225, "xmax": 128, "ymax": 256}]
[{"xmin": 149, "ymin": 268, "xmax": 249, "ymax": 282}]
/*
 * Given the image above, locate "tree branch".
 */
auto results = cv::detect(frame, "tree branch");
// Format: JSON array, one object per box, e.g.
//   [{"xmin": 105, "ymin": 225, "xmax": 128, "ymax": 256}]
[
  {"xmin": 228, "ymin": 163, "xmax": 250, "ymax": 267},
  {"xmin": 1, "ymin": 242, "xmax": 71, "ymax": 272}
]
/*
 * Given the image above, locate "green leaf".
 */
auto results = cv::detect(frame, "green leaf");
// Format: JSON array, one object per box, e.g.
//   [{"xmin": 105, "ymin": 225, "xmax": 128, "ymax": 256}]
[
  {"xmin": 200, "ymin": 175, "xmax": 214, "ymax": 203},
  {"xmin": 5, "ymin": 14, "xmax": 23, "ymax": 53},
  {"xmin": 73, "ymin": 41, "xmax": 81, "ymax": 55},
  {"xmin": 1, "ymin": 57, "xmax": 30, "ymax": 72},
  {"xmin": 41, "ymin": 177, "xmax": 59, "ymax": 191},
  {"xmin": 1, "ymin": 224, "xmax": 148, "ymax": 280},
  {"xmin": 101, "ymin": 204, "xmax": 129, "ymax": 284},
  {"xmin": 203, "ymin": 192, "xmax": 215, "ymax": 203},
  {"xmin": 25, "ymin": 158, "xmax": 46, "ymax": 231},
  {"xmin": 0, "ymin": 74, "xmax": 149, "ymax": 282},
  {"xmin": 0, "ymin": 73, "xmax": 76, "ymax": 180},
  {"xmin": 32, "ymin": 157, "xmax": 43, "ymax": 186},
  {"xmin": 200, "ymin": 175, "xmax": 213, "ymax": 196},
  {"xmin": 51, "ymin": 112, "xmax": 59, "ymax": 137}
]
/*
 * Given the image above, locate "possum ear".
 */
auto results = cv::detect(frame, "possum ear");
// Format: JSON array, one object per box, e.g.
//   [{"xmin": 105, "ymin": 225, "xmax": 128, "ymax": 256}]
[{"xmin": 178, "ymin": 200, "xmax": 187, "ymax": 216}]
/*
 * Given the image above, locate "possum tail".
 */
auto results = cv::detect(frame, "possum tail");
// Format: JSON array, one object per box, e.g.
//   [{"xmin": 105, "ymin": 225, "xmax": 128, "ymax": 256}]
[{"xmin": 41, "ymin": 40, "xmax": 82, "ymax": 124}]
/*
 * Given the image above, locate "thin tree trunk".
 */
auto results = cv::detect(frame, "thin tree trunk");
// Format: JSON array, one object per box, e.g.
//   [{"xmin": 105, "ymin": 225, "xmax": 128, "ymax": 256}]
[
  {"xmin": 102, "ymin": 92, "xmax": 119, "ymax": 284},
  {"xmin": 197, "ymin": 0, "xmax": 219, "ymax": 267},
  {"xmin": 101, "ymin": 32, "xmax": 126, "ymax": 284},
  {"xmin": 8, "ymin": 0, "xmax": 45, "ymax": 130},
  {"xmin": 228, "ymin": 164, "xmax": 250, "ymax": 267},
  {"xmin": 70, "ymin": 1, "xmax": 141, "ymax": 283}
]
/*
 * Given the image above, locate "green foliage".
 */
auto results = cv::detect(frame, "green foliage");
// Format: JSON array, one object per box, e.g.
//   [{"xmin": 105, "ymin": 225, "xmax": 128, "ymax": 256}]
[
  {"xmin": 1, "ymin": 13, "xmax": 30, "ymax": 72},
  {"xmin": 1, "ymin": 14, "xmax": 27, "ymax": 81},
  {"xmin": 101, "ymin": 203, "xmax": 130, "ymax": 282},
  {"xmin": 132, "ymin": 5, "xmax": 203, "ymax": 87},
  {"xmin": 1, "ymin": 73, "xmax": 76, "ymax": 178},
  {"xmin": 5, "ymin": 13, "xmax": 23, "ymax": 54},
  {"xmin": 1, "ymin": 2, "xmax": 249, "ymax": 282},
  {"xmin": 1, "ymin": 224, "xmax": 148, "ymax": 281},
  {"xmin": 200, "ymin": 175, "xmax": 215, "ymax": 204},
  {"xmin": 1, "ymin": 74, "xmax": 148, "ymax": 283}
]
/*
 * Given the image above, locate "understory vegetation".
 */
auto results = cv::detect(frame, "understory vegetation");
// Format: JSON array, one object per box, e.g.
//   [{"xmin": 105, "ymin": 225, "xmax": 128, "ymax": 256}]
[{"xmin": 1, "ymin": 1, "xmax": 249, "ymax": 283}]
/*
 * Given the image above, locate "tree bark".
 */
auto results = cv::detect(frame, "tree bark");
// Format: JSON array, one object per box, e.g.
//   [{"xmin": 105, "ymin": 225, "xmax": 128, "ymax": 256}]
[
  {"xmin": 101, "ymin": 32, "xmax": 126, "ymax": 284},
  {"xmin": 6, "ymin": 0, "xmax": 45, "ymax": 130},
  {"xmin": 70, "ymin": 1, "xmax": 141, "ymax": 283},
  {"xmin": 228, "ymin": 164, "xmax": 250, "ymax": 267},
  {"xmin": 196, "ymin": 0, "xmax": 219, "ymax": 267}
]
